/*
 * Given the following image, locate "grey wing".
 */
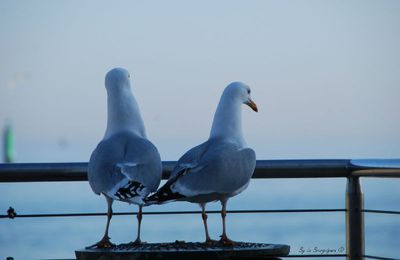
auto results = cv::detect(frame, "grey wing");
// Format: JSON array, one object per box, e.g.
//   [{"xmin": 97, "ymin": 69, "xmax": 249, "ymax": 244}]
[
  {"xmin": 119, "ymin": 137, "xmax": 162, "ymax": 192},
  {"xmin": 166, "ymin": 141, "xmax": 210, "ymax": 183},
  {"xmin": 88, "ymin": 133, "xmax": 162, "ymax": 204},
  {"xmin": 88, "ymin": 141, "xmax": 119, "ymax": 196},
  {"xmin": 172, "ymin": 144, "xmax": 256, "ymax": 197},
  {"xmin": 145, "ymin": 141, "xmax": 211, "ymax": 203}
]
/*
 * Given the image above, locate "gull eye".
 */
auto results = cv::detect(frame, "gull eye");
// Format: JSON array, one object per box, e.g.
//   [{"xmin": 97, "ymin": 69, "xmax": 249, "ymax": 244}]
[{"xmin": 247, "ymin": 89, "xmax": 250, "ymax": 94}]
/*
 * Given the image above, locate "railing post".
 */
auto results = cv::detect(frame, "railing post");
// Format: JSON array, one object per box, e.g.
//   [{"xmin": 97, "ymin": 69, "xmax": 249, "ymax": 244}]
[{"xmin": 346, "ymin": 175, "xmax": 365, "ymax": 260}]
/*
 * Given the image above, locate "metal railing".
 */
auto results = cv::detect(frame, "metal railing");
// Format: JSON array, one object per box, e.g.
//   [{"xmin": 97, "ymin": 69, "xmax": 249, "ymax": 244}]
[{"xmin": 1, "ymin": 159, "xmax": 400, "ymax": 260}]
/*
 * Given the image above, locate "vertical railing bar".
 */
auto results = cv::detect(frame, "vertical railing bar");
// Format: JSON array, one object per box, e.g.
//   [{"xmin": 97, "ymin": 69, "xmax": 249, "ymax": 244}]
[{"xmin": 346, "ymin": 175, "xmax": 365, "ymax": 260}]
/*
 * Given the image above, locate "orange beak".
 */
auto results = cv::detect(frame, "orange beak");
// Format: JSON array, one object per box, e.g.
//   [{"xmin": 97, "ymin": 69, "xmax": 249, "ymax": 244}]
[{"xmin": 246, "ymin": 98, "xmax": 258, "ymax": 112}]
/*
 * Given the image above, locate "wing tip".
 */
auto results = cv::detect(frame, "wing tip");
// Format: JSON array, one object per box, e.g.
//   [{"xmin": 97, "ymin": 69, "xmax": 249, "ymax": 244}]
[
  {"xmin": 113, "ymin": 180, "xmax": 147, "ymax": 201},
  {"xmin": 145, "ymin": 187, "xmax": 185, "ymax": 205}
]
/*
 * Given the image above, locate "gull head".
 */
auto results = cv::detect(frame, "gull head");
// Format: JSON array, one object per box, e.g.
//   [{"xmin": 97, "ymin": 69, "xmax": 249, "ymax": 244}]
[
  {"xmin": 105, "ymin": 68, "xmax": 131, "ymax": 91},
  {"xmin": 224, "ymin": 82, "xmax": 258, "ymax": 112}
]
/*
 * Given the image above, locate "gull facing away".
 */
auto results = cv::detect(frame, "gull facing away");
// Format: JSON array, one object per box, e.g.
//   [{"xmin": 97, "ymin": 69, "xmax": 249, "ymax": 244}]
[
  {"xmin": 147, "ymin": 82, "xmax": 257, "ymax": 245},
  {"xmin": 87, "ymin": 68, "xmax": 162, "ymax": 248}
]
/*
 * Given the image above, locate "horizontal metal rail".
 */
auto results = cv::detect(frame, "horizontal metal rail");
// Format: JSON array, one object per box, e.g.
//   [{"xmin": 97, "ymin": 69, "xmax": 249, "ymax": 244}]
[
  {"xmin": 1, "ymin": 159, "xmax": 400, "ymax": 182},
  {"xmin": 0, "ymin": 160, "xmax": 349, "ymax": 182},
  {"xmin": 364, "ymin": 255, "xmax": 399, "ymax": 260},
  {"xmin": 284, "ymin": 255, "xmax": 347, "ymax": 258},
  {"xmin": 0, "ymin": 208, "xmax": 346, "ymax": 219},
  {"xmin": 363, "ymin": 209, "xmax": 400, "ymax": 215}
]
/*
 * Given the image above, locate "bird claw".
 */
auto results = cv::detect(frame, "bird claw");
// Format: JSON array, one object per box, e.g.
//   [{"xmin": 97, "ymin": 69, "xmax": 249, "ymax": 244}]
[
  {"xmin": 125, "ymin": 238, "xmax": 145, "ymax": 247},
  {"xmin": 219, "ymin": 236, "xmax": 235, "ymax": 247},
  {"xmin": 86, "ymin": 236, "xmax": 115, "ymax": 249},
  {"xmin": 174, "ymin": 240, "xmax": 186, "ymax": 245},
  {"xmin": 204, "ymin": 239, "xmax": 218, "ymax": 246}
]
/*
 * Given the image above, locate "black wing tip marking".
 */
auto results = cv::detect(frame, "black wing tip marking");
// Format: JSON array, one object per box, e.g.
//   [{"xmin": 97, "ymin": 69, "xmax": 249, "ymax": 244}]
[
  {"xmin": 115, "ymin": 181, "xmax": 145, "ymax": 200},
  {"xmin": 145, "ymin": 167, "xmax": 189, "ymax": 204},
  {"xmin": 146, "ymin": 185, "xmax": 185, "ymax": 204}
]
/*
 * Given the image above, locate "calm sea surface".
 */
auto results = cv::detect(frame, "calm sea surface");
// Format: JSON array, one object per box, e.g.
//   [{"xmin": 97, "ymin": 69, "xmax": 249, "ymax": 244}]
[{"xmin": 1, "ymin": 178, "xmax": 399, "ymax": 259}]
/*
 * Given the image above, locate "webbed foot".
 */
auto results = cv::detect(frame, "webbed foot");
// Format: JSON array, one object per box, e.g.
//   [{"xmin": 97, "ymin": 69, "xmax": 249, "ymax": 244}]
[
  {"xmin": 204, "ymin": 239, "xmax": 218, "ymax": 246},
  {"xmin": 86, "ymin": 236, "xmax": 115, "ymax": 249},
  {"xmin": 219, "ymin": 235, "xmax": 235, "ymax": 247}
]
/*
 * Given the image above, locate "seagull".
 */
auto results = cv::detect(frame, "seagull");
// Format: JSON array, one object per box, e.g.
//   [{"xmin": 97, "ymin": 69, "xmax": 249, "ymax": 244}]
[
  {"xmin": 87, "ymin": 68, "xmax": 162, "ymax": 248},
  {"xmin": 147, "ymin": 82, "xmax": 257, "ymax": 246}
]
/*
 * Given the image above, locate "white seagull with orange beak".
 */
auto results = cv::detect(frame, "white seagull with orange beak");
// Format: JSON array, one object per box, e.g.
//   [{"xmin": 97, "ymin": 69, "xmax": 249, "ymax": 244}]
[{"xmin": 147, "ymin": 82, "xmax": 257, "ymax": 245}]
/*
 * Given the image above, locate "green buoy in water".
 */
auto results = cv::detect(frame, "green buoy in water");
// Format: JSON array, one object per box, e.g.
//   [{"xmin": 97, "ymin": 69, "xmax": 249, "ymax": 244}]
[{"xmin": 3, "ymin": 123, "xmax": 15, "ymax": 163}]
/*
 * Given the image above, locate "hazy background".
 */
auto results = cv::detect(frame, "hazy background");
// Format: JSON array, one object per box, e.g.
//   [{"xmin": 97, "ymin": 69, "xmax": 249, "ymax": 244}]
[
  {"xmin": 1, "ymin": 1, "xmax": 399, "ymax": 259},
  {"xmin": 1, "ymin": 0, "xmax": 399, "ymax": 162}
]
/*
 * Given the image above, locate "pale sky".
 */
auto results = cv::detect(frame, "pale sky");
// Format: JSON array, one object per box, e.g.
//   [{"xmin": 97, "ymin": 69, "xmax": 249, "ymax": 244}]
[{"xmin": 0, "ymin": 0, "xmax": 399, "ymax": 162}]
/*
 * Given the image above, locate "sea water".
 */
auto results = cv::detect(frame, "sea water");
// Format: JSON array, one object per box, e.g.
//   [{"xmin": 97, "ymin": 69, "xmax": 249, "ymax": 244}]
[{"xmin": 1, "ymin": 178, "xmax": 399, "ymax": 259}]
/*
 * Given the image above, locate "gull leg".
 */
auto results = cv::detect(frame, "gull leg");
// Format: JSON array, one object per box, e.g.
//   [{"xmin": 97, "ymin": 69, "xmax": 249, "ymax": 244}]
[
  {"xmin": 86, "ymin": 196, "xmax": 115, "ymax": 249},
  {"xmin": 132, "ymin": 205, "xmax": 143, "ymax": 245},
  {"xmin": 219, "ymin": 199, "xmax": 234, "ymax": 246},
  {"xmin": 200, "ymin": 203, "xmax": 216, "ymax": 245}
]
